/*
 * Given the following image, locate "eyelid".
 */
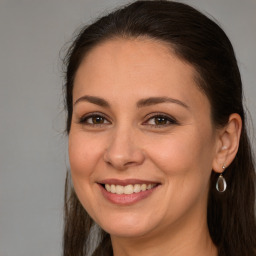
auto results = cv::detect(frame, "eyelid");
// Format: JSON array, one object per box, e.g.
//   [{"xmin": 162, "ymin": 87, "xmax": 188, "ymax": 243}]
[
  {"xmin": 143, "ymin": 112, "xmax": 178, "ymax": 126},
  {"xmin": 77, "ymin": 111, "xmax": 178, "ymax": 128},
  {"xmin": 79, "ymin": 112, "xmax": 112, "ymax": 125}
]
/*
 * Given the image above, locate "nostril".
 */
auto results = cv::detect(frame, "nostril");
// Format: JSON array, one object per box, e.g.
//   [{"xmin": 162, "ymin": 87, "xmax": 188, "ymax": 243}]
[
  {"xmin": 103, "ymin": 141, "xmax": 145, "ymax": 170},
  {"xmin": 124, "ymin": 161, "xmax": 137, "ymax": 166}
]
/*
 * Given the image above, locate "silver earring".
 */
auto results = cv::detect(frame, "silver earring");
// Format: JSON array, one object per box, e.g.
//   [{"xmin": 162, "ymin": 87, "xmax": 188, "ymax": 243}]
[{"xmin": 216, "ymin": 165, "xmax": 227, "ymax": 192}]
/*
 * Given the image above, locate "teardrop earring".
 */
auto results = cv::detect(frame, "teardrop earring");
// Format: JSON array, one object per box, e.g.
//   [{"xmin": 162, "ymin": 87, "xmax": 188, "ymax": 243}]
[{"xmin": 216, "ymin": 165, "xmax": 227, "ymax": 192}]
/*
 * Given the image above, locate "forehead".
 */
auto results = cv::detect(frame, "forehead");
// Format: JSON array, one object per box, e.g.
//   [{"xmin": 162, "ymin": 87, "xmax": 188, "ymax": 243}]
[
  {"xmin": 73, "ymin": 38, "xmax": 209, "ymax": 113},
  {"xmin": 76, "ymin": 38, "xmax": 191, "ymax": 82}
]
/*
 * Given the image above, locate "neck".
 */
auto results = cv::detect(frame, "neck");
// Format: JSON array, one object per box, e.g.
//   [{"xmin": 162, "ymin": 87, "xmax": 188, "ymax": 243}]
[{"xmin": 110, "ymin": 207, "xmax": 217, "ymax": 256}]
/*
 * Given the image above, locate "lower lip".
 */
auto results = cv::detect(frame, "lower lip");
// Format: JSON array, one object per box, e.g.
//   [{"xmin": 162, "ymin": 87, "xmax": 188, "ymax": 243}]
[{"xmin": 98, "ymin": 184, "xmax": 159, "ymax": 205}]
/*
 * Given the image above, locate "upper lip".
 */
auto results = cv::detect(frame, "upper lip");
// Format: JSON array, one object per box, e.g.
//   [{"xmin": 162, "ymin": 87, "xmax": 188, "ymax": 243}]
[{"xmin": 98, "ymin": 179, "xmax": 161, "ymax": 186}]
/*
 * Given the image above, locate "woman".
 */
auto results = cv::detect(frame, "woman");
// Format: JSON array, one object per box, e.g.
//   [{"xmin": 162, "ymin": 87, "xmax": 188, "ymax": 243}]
[{"xmin": 63, "ymin": 1, "xmax": 256, "ymax": 255}]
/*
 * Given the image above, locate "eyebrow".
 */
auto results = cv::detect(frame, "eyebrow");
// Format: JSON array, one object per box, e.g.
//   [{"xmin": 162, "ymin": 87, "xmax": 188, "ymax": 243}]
[
  {"xmin": 74, "ymin": 95, "xmax": 110, "ymax": 107},
  {"xmin": 136, "ymin": 97, "xmax": 189, "ymax": 109},
  {"xmin": 74, "ymin": 95, "xmax": 188, "ymax": 109}
]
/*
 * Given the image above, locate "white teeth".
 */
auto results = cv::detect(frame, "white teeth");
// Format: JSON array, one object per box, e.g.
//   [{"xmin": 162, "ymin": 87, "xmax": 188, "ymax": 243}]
[
  {"xmin": 141, "ymin": 184, "xmax": 147, "ymax": 191},
  {"xmin": 116, "ymin": 185, "xmax": 124, "ymax": 194},
  {"xmin": 104, "ymin": 183, "xmax": 157, "ymax": 194},
  {"xmin": 105, "ymin": 184, "xmax": 111, "ymax": 192},
  {"xmin": 124, "ymin": 184, "xmax": 134, "ymax": 195},
  {"xmin": 133, "ymin": 184, "xmax": 141, "ymax": 193},
  {"xmin": 110, "ymin": 184, "xmax": 116, "ymax": 193}
]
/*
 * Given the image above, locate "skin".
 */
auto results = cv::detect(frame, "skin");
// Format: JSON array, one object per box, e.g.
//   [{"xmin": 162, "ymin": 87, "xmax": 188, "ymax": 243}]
[{"xmin": 69, "ymin": 38, "xmax": 242, "ymax": 256}]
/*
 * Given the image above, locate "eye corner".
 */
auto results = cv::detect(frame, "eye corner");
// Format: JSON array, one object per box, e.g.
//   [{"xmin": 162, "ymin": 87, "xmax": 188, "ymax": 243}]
[
  {"xmin": 142, "ymin": 113, "xmax": 179, "ymax": 128},
  {"xmin": 78, "ymin": 112, "xmax": 112, "ymax": 127}
]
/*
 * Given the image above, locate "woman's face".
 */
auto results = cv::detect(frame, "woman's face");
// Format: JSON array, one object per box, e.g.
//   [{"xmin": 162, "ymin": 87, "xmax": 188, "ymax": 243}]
[{"xmin": 69, "ymin": 38, "xmax": 218, "ymax": 238}]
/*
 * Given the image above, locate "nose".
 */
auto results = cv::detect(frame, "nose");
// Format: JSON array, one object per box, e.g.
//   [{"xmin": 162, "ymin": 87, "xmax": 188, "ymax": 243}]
[{"xmin": 103, "ymin": 127, "xmax": 145, "ymax": 170}]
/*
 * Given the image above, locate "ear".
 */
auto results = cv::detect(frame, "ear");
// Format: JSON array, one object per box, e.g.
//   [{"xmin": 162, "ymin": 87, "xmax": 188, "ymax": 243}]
[{"xmin": 212, "ymin": 113, "xmax": 242, "ymax": 173}]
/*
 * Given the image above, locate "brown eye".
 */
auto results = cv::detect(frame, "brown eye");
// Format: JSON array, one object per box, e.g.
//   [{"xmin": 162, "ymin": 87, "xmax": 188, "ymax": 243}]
[
  {"xmin": 145, "ymin": 114, "xmax": 178, "ymax": 127},
  {"xmin": 154, "ymin": 116, "xmax": 169, "ymax": 125},
  {"xmin": 79, "ymin": 114, "xmax": 110, "ymax": 126},
  {"xmin": 91, "ymin": 116, "xmax": 105, "ymax": 124}
]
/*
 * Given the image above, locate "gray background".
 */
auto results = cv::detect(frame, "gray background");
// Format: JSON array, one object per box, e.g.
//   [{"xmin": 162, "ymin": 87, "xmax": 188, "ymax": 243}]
[{"xmin": 0, "ymin": 0, "xmax": 255, "ymax": 255}]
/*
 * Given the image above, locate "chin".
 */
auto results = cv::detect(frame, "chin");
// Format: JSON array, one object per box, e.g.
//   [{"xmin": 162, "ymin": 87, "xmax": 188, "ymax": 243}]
[
  {"xmin": 104, "ymin": 224, "xmax": 152, "ymax": 238},
  {"xmin": 96, "ymin": 213, "xmax": 159, "ymax": 238}
]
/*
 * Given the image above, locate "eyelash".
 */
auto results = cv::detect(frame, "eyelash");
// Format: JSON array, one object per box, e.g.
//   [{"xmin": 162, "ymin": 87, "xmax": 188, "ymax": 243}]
[
  {"xmin": 79, "ymin": 112, "xmax": 178, "ymax": 128},
  {"xmin": 143, "ymin": 113, "xmax": 178, "ymax": 128},
  {"xmin": 79, "ymin": 112, "xmax": 111, "ymax": 127}
]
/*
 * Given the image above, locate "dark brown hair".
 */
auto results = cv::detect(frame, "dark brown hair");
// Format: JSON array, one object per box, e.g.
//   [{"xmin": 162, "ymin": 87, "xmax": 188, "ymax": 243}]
[{"xmin": 63, "ymin": 1, "xmax": 256, "ymax": 255}]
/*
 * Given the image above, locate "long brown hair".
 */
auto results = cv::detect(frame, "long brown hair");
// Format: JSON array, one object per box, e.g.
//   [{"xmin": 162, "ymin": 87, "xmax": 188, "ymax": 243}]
[{"xmin": 62, "ymin": 1, "xmax": 256, "ymax": 255}]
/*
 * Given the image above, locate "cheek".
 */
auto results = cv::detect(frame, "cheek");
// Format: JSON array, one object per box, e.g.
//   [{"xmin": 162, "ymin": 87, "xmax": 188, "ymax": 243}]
[
  {"xmin": 68, "ymin": 131, "xmax": 106, "ymax": 219},
  {"xmin": 68, "ymin": 131, "xmax": 104, "ymax": 183},
  {"xmin": 146, "ymin": 129, "xmax": 215, "ymax": 220},
  {"xmin": 147, "ymin": 127, "xmax": 215, "ymax": 184}
]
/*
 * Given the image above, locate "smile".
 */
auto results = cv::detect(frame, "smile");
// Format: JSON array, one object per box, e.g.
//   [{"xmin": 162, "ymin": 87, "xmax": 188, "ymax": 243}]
[
  {"xmin": 105, "ymin": 183, "xmax": 158, "ymax": 194},
  {"xmin": 98, "ymin": 179, "xmax": 161, "ymax": 205}
]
